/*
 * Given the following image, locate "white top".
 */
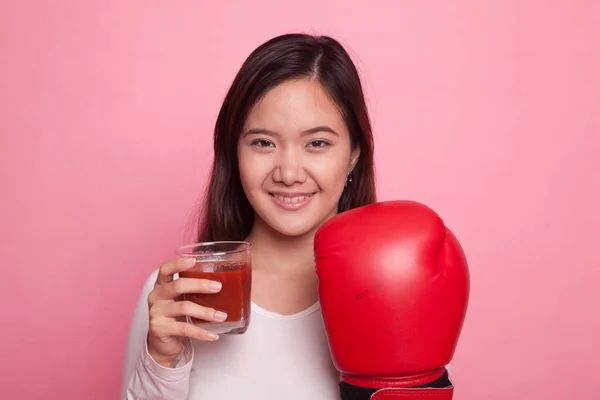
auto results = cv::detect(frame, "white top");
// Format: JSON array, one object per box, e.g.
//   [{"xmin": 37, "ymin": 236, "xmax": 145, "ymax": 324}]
[{"xmin": 121, "ymin": 269, "xmax": 340, "ymax": 399}]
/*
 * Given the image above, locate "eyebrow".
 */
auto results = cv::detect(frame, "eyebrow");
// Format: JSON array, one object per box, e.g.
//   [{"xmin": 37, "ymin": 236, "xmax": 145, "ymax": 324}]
[{"xmin": 245, "ymin": 126, "xmax": 339, "ymax": 136}]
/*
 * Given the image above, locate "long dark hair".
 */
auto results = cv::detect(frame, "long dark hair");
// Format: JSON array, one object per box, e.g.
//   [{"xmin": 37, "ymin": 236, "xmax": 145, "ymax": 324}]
[{"xmin": 196, "ymin": 33, "xmax": 376, "ymax": 242}]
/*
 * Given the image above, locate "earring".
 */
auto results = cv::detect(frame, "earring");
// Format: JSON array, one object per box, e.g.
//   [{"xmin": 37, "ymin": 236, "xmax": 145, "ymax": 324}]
[{"xmin": 345, "ymin": 169, "xmax": 353, "ymax": 187}]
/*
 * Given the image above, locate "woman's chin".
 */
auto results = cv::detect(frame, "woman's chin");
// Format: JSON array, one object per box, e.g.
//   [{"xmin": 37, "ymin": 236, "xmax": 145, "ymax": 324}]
[
  {"xmin": 251, "ymin": 200, "xmax": 337, "ymax": 239},
  {"xmin": 273, "ymin": 222, "xmax": 316, "ymax": 238},
  {"xmin": 264, "ymin": 215, "xmax": 320, "ymax": 239}
]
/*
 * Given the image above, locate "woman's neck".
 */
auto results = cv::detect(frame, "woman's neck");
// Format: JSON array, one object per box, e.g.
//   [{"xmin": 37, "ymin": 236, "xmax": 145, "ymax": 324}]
[
  {"xmin": 245, "ymin": 217, "xmax": 321, "ymax": 314},
  {"xmin": 245, "ymin": 217, "xmax": 316, "ymax": 278}
]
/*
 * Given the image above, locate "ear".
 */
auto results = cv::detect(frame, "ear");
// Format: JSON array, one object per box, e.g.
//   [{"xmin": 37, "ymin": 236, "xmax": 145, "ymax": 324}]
[{"xmin": 349, "ymin": 147, "xmax": 361, "ymax": 171}]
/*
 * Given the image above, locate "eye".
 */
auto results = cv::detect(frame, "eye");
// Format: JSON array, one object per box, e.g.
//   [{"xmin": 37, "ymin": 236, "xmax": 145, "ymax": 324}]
[
  {"xmin": 251, "ymin": 139, "xmax": 275, "ymax": 148},
  {"xmin": 307, "ymin": 140, "xmax": 331, "ymax": 148}
]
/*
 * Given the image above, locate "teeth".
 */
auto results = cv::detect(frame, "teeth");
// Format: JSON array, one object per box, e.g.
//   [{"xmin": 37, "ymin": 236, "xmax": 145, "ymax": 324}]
[{"xmin": 274, "ymin": 194, "xmax": 310, "ymax": 203}]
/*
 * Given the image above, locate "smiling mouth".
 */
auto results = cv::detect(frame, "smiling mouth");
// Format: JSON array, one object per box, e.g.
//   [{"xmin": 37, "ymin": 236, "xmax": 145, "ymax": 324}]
[
  {"xmin": 270, "ymin": 193, "xmax": 316, "ymax": 203},
  {"xmin": 269, "ymin": 192, "xmax": 317, "ymax": 210}
]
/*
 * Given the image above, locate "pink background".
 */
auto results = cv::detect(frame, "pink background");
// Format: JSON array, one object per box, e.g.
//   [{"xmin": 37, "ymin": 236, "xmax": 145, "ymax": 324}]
[{"xmin": 1, "ymin": 1, "xmax": 599, "ymax": 399}]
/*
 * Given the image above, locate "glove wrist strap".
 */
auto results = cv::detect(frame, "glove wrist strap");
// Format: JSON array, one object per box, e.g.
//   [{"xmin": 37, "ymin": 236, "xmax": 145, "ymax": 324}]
[
  {"xmin": 371, "ymin": 386, "xmax": 453, "ymax": 400},
  {"xmin": 339, "ymin": 369, "xmax": 453, "ymax": 400},
  {"xmin": 343, "ymin": 367, "xmax": 446, "ymax": 389}
]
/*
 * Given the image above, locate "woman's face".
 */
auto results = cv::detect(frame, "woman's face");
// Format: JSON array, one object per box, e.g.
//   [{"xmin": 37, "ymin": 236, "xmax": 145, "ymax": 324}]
[{"xmin": 237, "ymin": 78, "xmax": 359, "ymax": 238}]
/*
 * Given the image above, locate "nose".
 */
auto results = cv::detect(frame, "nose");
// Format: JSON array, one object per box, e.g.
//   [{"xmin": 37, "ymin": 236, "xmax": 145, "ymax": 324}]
[{"xmin": 272, "ymin": 148, "xmax": 307, "ymax": 185}]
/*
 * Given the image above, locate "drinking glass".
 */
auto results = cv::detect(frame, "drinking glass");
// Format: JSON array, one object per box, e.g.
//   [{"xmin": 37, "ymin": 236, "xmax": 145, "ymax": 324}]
[{"xmin": 176, "ymin": 241, "xmax": 252, "ymax": 335}]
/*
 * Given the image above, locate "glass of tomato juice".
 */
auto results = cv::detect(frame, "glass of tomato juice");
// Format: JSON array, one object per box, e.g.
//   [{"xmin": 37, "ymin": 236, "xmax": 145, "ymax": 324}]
[{"xmin": 176, "ymin": 241, "xmax": 252, "ymax": 335}]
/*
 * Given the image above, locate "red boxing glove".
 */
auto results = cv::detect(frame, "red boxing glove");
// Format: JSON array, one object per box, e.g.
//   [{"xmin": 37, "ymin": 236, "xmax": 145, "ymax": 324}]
[{"xmin": 314, "ymin": 200, "xmax": 470, "ymax": 400}]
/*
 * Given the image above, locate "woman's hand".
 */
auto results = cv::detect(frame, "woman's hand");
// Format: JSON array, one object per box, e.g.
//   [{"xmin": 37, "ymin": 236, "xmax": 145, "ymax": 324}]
[{"xmin": 146, "ymin": 257, "xmax": 226, "ymax": 367}]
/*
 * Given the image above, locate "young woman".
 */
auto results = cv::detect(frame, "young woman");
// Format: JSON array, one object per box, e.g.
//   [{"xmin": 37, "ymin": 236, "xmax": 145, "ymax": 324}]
[{"xmin": 121, "ymin": 33, "xmax": 377, "ymax": 399}]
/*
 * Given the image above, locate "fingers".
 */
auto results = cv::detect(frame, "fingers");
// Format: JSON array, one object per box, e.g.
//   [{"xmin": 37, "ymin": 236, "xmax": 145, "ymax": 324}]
[
  {"xmin": 148, "ymin": 257, "xmax": 225, "ymax": 347},
  {"xmin": 174, "ymin": 321, "xmax": 220, "ymax": 341},
  {"xmin": 150, "ymin": 315, "xmax": 220, "ymax": 342},
  {"xmin": 156, "ymin": 257, "xmax": 195, "ymax": 286},
  {"xmin": 162, "ymin": 300, "xmax": 228, "ymax": 323},
  {"xmin": 149, "ymin": 277, "xmax": 222, "ymax": 305},
  {"xmin": 158, "ymin": 277, "xmax": 222, "ymax": 301}
]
